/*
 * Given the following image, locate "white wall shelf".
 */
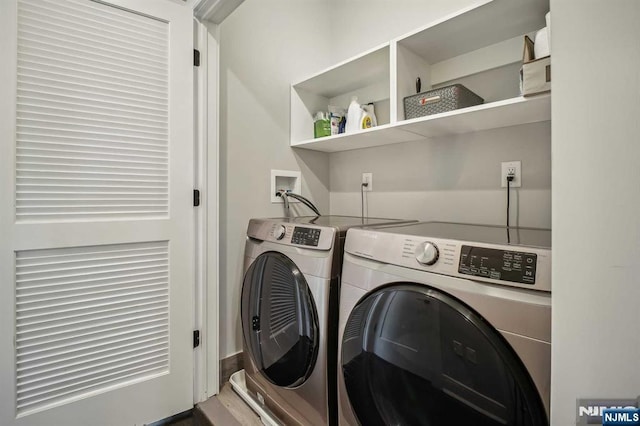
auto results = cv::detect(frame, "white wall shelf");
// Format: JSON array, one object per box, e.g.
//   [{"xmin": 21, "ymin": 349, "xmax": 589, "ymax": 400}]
[
  {"xmin": 291, "ymin": 44, "xmax": 391, "ymax": 144},
  {"xmin": 293, "ymin": 43, "xmax": 390, "ymax": 98},
  {"xmin": 291, "ymin": 123, "xmax": 422, "ymax": 153},
  {"xmin": 291, "ymin": 94, "xmax": 550, "ymax": 153},
  {"xmin": 290, "ymin": 0, "xmax": 550, "ymax": 153},
  {"xmin": 401, "ymin": 94, "xmax": 550, "ymax": 138},
  {"xmin": 395, "ymin": 0, "xmax": 547, "ymax": 64}
]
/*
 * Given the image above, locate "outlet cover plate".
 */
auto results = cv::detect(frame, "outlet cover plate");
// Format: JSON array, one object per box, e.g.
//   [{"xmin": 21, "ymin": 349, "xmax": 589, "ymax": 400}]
[
  {"xmin": 362, "ymin": 172, "xmax": 373, "ymax": 192},
  {"xmin": 501, "ymin": 161, "xmax": 521, "ymax": 188}
]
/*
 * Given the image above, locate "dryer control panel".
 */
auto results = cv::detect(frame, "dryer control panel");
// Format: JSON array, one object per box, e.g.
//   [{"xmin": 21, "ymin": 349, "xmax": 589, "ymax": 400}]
[{"xmin": 458, "ymin": 245, "xmax": 537, "ymax": 285}]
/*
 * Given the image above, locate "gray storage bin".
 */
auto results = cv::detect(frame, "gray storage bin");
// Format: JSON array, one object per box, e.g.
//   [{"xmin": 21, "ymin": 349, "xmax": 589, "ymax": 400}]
[{"xmin": 404, "ymin": 84, "xmax": 484, "ymax": 119}]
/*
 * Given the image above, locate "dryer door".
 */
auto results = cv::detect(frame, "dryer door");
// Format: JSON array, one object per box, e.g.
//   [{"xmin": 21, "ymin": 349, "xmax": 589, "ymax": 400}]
[
  {"xmin": 242, "ymin": 251, "xmax": 319, "ymax": 388},
  {"xmin": 341, "ymin": 284, "xmax": 547, "ymax": 426}
]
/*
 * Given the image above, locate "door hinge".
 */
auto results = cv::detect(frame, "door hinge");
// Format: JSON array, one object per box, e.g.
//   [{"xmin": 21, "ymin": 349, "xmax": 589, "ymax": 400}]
[
  {"xmin": 194, "ymin": 49, "xmax": 201, "ymax": 67},
  {"xmin": 193, "ymin": 189, "xmax": 200, "ymax": 207},
  {"xmin": 193, "ymin": 330, "xmax": 200, "ymax": 348}
]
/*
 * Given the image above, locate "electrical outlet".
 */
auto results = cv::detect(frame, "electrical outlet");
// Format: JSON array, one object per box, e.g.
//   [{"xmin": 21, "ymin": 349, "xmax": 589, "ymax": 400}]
[
  {"xmin": 501, "ymin": 161, "xmax": 522, "ymax": 188},
  {"xmin": 362, "ymin": 172, "xmax": 373, "ymax": 192}
]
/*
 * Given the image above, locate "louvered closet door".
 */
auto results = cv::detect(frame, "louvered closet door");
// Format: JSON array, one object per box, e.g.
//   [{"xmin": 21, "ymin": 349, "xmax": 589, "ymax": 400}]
[{"xmin": 0, "ymin": 1, "xmax": 194, "ymax": 425}]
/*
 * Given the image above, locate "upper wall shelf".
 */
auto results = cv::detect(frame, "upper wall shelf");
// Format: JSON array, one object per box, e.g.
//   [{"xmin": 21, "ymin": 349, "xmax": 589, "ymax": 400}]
[
  {"xmin": 293, "ymin": 44, "xmax": 390, "ymax": 99},
  {"xmin": 291, "ymin": 94, "xmax": 550, "ymax": 153},
  {"xmin": 397, "ymin": 0, "xmax": 548, "ymax": 63},
  {"xmin": 290, "ymin": 0, "xmax": 550, "ymax": 152}
]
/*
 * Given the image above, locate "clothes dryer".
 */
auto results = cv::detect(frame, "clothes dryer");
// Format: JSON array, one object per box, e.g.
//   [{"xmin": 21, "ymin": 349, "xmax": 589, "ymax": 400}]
[
  {"xmin": 338, "ymin": 222, "xmax": 551, "ymax": 426},
  {"xmin": 241, "ymin": 216, "xmax": 415, "ymax": 426}
]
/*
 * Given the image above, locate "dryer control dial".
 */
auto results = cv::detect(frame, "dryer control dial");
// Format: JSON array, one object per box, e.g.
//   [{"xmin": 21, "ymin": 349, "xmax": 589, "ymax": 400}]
[
  {"xmin": 415, "ymin": 241, "xmax": 439, "ymax": 265},
  {"xmin": 272, "ymin": 225, "xmax": 286, "ymax": 240}
]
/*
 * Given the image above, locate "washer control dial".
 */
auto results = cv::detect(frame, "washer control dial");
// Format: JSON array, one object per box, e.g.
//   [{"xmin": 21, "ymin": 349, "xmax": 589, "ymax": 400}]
[
  {"xmin": 415, "ymin": 241, "xmax": 439, "ymax": 265},
  {"xmin": 273, "ymin": 225, "xmax": 286, "ymax": 240}
]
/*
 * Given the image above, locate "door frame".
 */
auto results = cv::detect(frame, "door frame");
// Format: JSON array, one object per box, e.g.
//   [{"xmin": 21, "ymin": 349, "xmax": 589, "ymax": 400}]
[{"xmin": 193, "ymin": 18, "xmax": 220, "ymax": 402}]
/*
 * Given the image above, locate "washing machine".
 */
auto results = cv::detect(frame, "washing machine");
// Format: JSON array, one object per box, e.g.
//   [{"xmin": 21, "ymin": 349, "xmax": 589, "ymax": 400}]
[
  {"xmin": 241, "ymin": 215, "xmax": 416, "ymax": 426},
  {"xmin": 338, "ymin": 222, "xmax": 551, "ymax": 426}
]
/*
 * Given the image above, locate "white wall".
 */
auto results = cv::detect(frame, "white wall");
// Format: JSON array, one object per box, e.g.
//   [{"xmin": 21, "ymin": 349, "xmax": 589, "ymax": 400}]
[
  {"xmin": 218, "ymin": 0, "xmax": 331, "ymax": 357},
  {"xmin": 331, "ymin": 122, "xmax": 551, "ymax": 227},
  {"xmin": 551, "ymin": 1, "xmax": 640, "ymax": 424}
]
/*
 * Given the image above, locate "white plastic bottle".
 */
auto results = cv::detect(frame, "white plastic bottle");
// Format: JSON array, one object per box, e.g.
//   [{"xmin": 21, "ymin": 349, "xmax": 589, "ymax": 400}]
[
  {"xmin": 361, "ymin": 103, "xmax": 377, "ymax": 129},
  {"xmin": 345, "ymin": 97, "xmax": 362, "ymax": 134}
]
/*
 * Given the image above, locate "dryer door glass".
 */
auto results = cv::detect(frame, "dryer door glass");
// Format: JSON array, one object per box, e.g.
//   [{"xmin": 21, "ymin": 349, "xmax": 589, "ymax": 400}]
[
  {"xmin": 341, "ymin": 284, "xmax": 547, "ymax": 426},
  {"xmin": 242, "ymin": 251, "xmax": 319, "ymax": 388}
]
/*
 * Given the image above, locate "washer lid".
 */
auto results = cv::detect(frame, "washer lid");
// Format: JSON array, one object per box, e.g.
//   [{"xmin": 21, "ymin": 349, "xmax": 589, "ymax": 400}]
[
  {"xmin": 371, "ymin": 221, "xmax": 551, "ymax": 249},
  {"xmin": 342, "ymin": 284, "xmax": 548, "ymax": 425},
  {"xmin": 241, "ymin": 252, "xmax": 319, "ymax": 388}
]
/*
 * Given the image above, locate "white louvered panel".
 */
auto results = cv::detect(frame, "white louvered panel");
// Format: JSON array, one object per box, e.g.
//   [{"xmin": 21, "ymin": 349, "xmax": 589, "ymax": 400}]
[
  {"xmin": 16, "ymin": 0, "xmax": 169, "ymax": 222},
  {"xmin": 15, "ymin": 241, "xmax": 170, "ymax": 416}
]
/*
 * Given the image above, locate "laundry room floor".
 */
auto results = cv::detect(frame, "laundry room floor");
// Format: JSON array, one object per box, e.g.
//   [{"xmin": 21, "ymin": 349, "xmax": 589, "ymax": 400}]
[{"xmin": 189, "ymin": 382, "xmax": 263, "ymax": 426}]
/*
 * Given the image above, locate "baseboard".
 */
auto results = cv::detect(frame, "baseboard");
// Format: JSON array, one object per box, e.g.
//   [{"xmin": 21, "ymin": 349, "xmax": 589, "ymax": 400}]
[{"xmin": 220, "ymin": 351, "xmax": 243, "ymax": 385}]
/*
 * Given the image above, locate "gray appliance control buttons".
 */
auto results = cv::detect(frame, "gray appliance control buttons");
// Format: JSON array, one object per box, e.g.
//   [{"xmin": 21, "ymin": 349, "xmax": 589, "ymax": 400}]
[
  {"xmin": 291, "ymin": 227, "xmax": 321, "ymax": 246},
  {"xmin": 415, "ymin": 241, "xmax": 439, "ymax": 265}
]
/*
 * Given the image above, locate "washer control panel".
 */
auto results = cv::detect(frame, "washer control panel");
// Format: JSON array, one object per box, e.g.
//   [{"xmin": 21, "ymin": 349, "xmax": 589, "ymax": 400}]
[
  {"xmin": 458, "ymin": 245, "xmax": 537, "ymax": 285},
  {"xmin": 345, "ymin": 229, "xmax": 551, "ymax": 292},
  {"xmin": 291, "ymin": 226, "xmax": 321, "ymax": 247}
]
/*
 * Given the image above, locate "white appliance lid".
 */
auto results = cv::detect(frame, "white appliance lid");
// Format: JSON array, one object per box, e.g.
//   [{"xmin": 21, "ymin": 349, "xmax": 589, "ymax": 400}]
[{"xmin": 372, "ymin": 222, "xmax": 551, "ymax": 249}]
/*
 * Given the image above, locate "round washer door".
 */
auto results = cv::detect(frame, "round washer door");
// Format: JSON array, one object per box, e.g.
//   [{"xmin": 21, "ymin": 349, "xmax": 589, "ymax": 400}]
[
  {"xmin": 241, "ymin": 251, "xmax": 319, "ymax": 388},
  {"xmin": 341, "ymin": 284, "xmax": 547, "ymax": 426}
]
